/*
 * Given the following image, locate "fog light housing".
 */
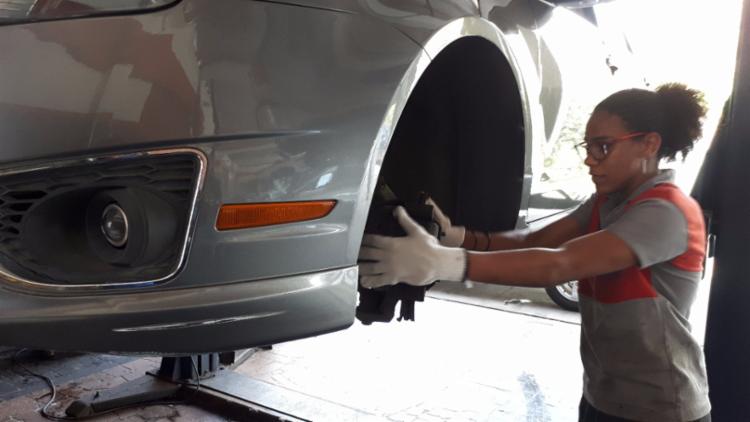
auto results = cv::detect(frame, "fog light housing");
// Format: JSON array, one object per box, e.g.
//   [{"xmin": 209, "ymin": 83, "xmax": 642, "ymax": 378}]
[
  {"xmin": 85, "ymin": 188, "xmax": 178, "ymax": 266},
  {"xmin": 101, "ymin": 203, "xmax": 128, "ymax": 248}
]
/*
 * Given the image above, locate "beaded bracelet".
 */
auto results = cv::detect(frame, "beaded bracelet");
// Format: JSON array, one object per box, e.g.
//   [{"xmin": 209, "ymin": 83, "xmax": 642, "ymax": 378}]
[{"xmin": 468, "ymin": 230, "xmax": 477, "ymax": 250}]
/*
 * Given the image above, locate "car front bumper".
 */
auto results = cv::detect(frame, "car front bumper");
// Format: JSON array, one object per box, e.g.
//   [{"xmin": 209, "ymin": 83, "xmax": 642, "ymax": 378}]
[{"xmin": 0, "ymin": 266, "xmax": 358, "ymax": 354}]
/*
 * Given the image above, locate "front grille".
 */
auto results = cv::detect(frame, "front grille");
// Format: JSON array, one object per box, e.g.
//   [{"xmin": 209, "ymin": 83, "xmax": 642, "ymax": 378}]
[{"xmin": 0, "ymin": 151, "xmax": 201, "ymax": 287}]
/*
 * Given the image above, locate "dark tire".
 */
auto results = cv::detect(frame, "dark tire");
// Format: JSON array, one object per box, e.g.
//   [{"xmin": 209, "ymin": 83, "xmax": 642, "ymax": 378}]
[{"xmin": 545, "ymin": 281, "xmax": 579, "ymax": 312}]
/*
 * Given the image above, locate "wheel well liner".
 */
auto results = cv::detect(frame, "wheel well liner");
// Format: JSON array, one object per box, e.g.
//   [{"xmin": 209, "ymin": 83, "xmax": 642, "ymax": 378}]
[{"xmin": 380, "ymin": 36, "xmax": 525, "ymax": 231}]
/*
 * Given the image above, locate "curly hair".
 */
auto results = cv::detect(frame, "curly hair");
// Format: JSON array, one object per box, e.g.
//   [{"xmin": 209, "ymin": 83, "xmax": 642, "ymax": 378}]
[{"xmin": 593, "ymin": 83, "xmax": 708, "ymax": 161}]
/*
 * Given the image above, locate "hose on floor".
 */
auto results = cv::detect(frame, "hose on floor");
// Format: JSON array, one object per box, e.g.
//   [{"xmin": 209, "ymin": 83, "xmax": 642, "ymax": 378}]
[{"xmin": 11, "ymin": 349, "xmax": 201, "ymax": 421}]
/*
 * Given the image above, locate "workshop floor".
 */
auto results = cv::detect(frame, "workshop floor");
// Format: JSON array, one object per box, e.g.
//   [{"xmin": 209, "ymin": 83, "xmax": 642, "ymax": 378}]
[{"xmin": 0, "ymin": 280, "xmax": 710, "ymax": 421}]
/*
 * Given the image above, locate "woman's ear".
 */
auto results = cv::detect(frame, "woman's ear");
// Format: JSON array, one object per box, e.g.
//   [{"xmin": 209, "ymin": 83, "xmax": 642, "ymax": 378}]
[{"xmin": 643, "ymin": 132, "xmax": 662, "ymax": 158}]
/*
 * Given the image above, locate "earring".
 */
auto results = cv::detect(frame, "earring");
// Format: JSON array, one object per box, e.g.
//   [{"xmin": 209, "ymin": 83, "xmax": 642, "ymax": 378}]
[{"xmin": 641, "ymin": 159, "xmax": 648, "ymax": 173}]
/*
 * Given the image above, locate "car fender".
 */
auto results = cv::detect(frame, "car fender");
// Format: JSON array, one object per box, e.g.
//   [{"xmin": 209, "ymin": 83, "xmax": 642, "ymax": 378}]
[{"xmin": 353, "ymin": 16, "xmax": 538, "ymax": 250}]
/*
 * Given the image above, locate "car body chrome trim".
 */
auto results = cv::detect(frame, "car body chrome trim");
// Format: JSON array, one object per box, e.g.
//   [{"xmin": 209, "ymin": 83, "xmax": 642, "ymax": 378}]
[{"xmin": 0, "ymin": 148, "xmax": 207, "ymax": 293}]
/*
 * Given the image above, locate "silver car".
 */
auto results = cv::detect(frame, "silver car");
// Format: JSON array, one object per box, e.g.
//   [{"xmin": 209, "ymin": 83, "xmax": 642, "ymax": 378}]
[{"xmin": 0, "ymin": 0, "xmax": 642, "ymax": 354}]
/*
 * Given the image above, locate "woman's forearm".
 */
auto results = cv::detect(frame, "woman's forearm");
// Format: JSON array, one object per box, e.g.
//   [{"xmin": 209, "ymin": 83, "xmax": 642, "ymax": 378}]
[
  {"xmin": 464, "ymin": 229, "xmax": 638, "ymax": 288},
  {"xmin": 462, "ymin": 229, "xmax": 530, "ymax": 251},
  {"xmin": 462, "ymin": 216, "xmax": 583, "ymax": 252},
  {"xmin": 465, "ymin": 248, "xmax": 576, "ymax": 288}
]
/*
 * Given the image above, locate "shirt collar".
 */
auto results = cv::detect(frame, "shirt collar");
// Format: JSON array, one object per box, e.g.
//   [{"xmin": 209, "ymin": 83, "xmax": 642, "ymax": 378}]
[{"xmin": 607, "ymin": 169, "xmax": 676, "ymax": 206}]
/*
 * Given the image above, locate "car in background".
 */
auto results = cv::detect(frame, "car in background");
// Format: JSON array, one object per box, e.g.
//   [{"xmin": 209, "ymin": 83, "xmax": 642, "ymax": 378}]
[
  {"xmin": 547, "ymin": 281, "xmax": 579, "ymax": 312},
  {"xmin": 0, "ymin": 0, "xmax": 642, "ymax": 354}
]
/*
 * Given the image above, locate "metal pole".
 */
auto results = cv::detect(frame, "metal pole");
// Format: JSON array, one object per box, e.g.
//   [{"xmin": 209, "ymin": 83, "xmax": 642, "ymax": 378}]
[{"xmin": 695, "ymin": 0, "xmax": 750, "ymax": 418}]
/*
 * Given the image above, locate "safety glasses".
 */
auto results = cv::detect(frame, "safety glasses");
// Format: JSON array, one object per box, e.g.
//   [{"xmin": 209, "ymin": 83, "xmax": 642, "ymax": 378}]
[{"xmin": 576, "ymin": 132, "xmax": 648, "ymax": 161}]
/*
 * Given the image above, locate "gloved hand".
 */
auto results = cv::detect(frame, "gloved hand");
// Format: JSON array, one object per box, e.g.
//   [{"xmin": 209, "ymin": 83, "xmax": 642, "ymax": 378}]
[
  {"xmin": 425, "ymin": 197, "xmax": 465, "ymax": 247},
  {"xmin": 358, "ymin": 206, "xmax": 467, "ymax": 289}
]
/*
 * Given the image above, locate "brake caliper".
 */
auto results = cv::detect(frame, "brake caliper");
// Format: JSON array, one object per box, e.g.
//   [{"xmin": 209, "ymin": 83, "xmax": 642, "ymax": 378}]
[{"xmin": 356, "ymin": 185, "xmax": 439, "ymax": 324}]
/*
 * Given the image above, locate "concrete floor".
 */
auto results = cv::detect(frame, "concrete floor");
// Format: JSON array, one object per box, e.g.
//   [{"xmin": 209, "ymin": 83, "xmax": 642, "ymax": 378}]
[
  {"xmin": 0, "ymin": 285, "xmax": 588, "ymax": 421},
  {"xmin": 234, "ymin": 286, "xmax": 583, "ymax": 421}
]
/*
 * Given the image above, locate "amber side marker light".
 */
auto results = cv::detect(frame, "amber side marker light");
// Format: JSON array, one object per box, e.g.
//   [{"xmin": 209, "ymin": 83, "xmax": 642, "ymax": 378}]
[{"xmin": 216, "ymin": 200, "xmax": 337, "ymax": 231}]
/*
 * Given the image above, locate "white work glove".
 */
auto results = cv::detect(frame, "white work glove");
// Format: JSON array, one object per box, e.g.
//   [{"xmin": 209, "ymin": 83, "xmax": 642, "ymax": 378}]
[
  {"xmin": 425, "ymin": 197, "xmax": 465, "ymax": 247},
  {"xmin": 358, "ymin": 206, "xmax": 467, "ymax": 288}
]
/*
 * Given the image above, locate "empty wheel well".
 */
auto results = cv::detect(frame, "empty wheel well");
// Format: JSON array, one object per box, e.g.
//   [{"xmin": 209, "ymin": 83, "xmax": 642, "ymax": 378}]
[{"xmin": 379, "ymin": 36, "xmax": 525, "ymax": 231}]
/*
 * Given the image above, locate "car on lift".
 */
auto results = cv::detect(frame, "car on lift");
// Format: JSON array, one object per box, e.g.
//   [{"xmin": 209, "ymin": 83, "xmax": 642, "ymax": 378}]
[{"xmin": 0, "ymin": 0, "xmax": 641, "ymax": 353}]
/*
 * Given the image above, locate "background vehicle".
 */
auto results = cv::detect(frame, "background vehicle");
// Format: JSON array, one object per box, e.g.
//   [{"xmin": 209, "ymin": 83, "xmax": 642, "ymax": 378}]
[
  {"xmin": 0, "ymin": 0, "xmax": 641, "ymax": 353},
  {"xmin": 546, "ymin": 281, "xmax": 579, "ymax": 312}
]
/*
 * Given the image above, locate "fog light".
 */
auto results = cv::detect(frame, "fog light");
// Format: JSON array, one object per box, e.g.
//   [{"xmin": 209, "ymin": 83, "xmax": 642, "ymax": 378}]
[{"xmin": 101, "ymin": 203, "xmax": 128, "ymax": 248}]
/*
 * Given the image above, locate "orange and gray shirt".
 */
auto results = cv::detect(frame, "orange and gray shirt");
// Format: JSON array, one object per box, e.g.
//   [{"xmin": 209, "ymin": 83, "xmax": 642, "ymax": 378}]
[{"xmin": 570, "ymin": 170, "xmax": 710, "ymax": 421}]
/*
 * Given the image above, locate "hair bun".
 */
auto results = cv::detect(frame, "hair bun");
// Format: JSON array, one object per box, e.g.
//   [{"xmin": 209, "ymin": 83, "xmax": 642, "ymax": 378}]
[{"xmin": 656, "ymin": 83, "xmax": 707, "ymax": 161}]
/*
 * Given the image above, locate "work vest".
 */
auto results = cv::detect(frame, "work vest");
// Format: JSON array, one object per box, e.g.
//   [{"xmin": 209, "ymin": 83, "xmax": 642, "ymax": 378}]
[
  {"xmin": 579, "ymin": 183, "xmax": 706, "ymax": 303},
  {"xmin": 577, "ymin": 182, "xmax": 710, "ymax": 421}
]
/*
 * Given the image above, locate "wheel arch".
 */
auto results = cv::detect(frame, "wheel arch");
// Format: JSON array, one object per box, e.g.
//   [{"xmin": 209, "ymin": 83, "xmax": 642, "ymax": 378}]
[{"xmin": 353, "ymin": 17, "xmax": 535, "ymax": 246}]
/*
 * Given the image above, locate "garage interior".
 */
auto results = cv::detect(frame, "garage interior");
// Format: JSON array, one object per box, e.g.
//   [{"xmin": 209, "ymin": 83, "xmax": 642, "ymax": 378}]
[{"xmin": 1, "ymin": 1, "xmax": 747, "ymax": 421}]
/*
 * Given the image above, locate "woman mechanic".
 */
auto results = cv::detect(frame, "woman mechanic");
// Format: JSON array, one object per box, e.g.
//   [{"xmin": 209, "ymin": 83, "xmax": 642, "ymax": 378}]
[{"xmin": 358, "ymin": 83, "xmax": 711, "ymax": 422}]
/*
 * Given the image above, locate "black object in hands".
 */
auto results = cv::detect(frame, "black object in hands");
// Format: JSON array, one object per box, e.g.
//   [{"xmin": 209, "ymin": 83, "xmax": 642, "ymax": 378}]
[{"xmin": 356, "ymin": 187, "xmax": 439, "ymax": 324}]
